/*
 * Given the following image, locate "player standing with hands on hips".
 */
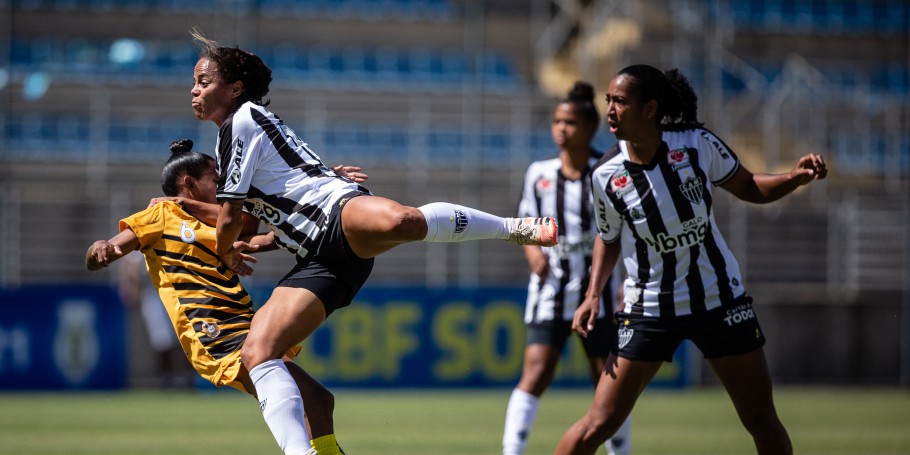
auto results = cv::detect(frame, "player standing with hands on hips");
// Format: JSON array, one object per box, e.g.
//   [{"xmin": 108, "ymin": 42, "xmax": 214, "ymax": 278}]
[
  {"xmin": 503, "ymin": 82, "xmax": 630, "ymax": 455},
  {"xmin": 554, "ymin": 64, "xmax": 827, "ymax": 455},
  {"xmin": 189, "ymin": 30, "xmax": 558, "ymax": 455}
]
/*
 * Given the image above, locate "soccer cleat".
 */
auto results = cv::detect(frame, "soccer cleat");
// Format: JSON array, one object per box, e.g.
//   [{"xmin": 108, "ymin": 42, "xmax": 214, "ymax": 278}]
[{"xmin": 506, "ymin": 217, "xmax": 558, "ymax": 247}]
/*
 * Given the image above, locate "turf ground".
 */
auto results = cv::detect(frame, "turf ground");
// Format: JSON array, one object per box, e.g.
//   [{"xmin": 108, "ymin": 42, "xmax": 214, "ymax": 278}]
[{"xmin": 0, "ymin": 387, "xmax": 908, "ymax": 454}]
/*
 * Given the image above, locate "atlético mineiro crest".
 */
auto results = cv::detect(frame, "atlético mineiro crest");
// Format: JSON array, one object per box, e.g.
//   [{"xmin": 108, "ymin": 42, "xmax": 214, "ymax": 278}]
[
  {"xmin": 617, "ymin": 320, "xmax": 634, "ymax": 349},
  {"xmin": 680, "ymin": 175, "xmax": 703, "ymax": 204},
  {"xmin": 453, "ymin": 209, "xmax": 468, "ymax": 233}
]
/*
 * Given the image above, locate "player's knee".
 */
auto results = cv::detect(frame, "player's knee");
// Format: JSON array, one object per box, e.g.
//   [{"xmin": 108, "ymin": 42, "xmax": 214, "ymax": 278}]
[
  {"xmin": 391, "ymin": 207, "xmax": 428, "ymax": 241},
  {"xmin": 310, "ymin": 384, "xmax": 335, "ymax": 416},
  {"xmin": 585, "ymin": 409, "xmax": 623, "ymax": 443},
  {"xmin": 240, "ymin": 339, "xmax": 278, "ymax": 370},
  {"xmin": 738, "ymin": 405, "xmax": 782, "ymax": 436}
]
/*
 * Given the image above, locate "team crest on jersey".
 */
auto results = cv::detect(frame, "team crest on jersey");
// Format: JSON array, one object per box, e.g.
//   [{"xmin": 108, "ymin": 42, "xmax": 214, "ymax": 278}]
[
  {"xmin": 679, "ymin": 176, "xmax": 704, "ymax": 204},
  {"xmin": 668, "ymin": 147, "xmax": 692, "ymax": 171},
  {"xmin": 453, "ymin": 209, "xmax": 468, "ymax": 233},
  {"xmin": 201, "ymin": 321, "xmax": 221, "ymax": 338},
  {"xmin": 535, "ymin": 176, "xmax": 554, "ymax": 195},
  {"xmin": 617, "ymin": 320, "xmax": 634, "ymax": 349},
  {"xmin": 610, "ymin": 171, "xmax": 634, "ymax": 196},
  {"xmin": 628, "ymin": 206, "xmax": 646, "ymax": 221}
]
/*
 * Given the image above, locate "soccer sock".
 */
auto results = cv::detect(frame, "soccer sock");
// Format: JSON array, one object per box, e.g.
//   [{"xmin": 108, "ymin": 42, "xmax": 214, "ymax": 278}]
[
  {"xmin": 418, "ymin": 202, "xmax": 510, "ymax": 242},
  {"xmin": 249, "ymin": 359, "xmax": 312, "ymax": 455},
  {"xmin": 502, "ymin": 388, "xmax": 540, "ymax": 455},
  {"xmin": 606, "ymin": 415, "xmax": 632, "ymax": 455},
  {"xmin": 311, "ymin": 434, "xmax": 344, "ymax": 455}
]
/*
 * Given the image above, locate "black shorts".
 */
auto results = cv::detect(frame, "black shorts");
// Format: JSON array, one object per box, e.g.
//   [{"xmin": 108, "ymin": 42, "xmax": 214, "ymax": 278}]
[
  {"xmin": 615, "ymin": 295, "xmax": 765, "ymax": 362},
  {"xmin": 278, "ymin": 192, "xmax": 374, "ymax": 317},
  {"xmin": 527, "ymin": 317, "xmax": 616, "ymax": 357}
]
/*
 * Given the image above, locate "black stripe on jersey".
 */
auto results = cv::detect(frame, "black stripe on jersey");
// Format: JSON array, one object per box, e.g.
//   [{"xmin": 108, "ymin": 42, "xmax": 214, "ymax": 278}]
[
  {"xmin": 178, "ymin": 295, "xmax": 251, "ymax": 312},
  {"xmin": 173, "ymin": 282, "xmax": 250, "ymax": 302},
  {"xmin": 154, "ymin": 247, "xmax": 219, "ymax": 271},
  {"xmin": 628, "ymin": 159, "xmax": 677, "ymax": 318},
  {"xmin": 186, "ymin": 307, "xmax": 252, "ymax": 325},
  {"xmin": 580, "ymin": 166, "xmax": 596, "ymax": 308},
  {"xmin": 250, "ymin": 108, "xmax": 306, "ymax": 169},
  {"xmin": 553, "ymin": 171, "xmax": 569, "ymax": 320},
  {"xmin": 161, "ymin": 234, "xmax": 221, "ymax": 261},
  {"xmin": 657, "ymin": 148, "xmax": 707, "ymax": 313},
  {"xmin": 163, "ymin": 264, "xmax": 242, "ymax": 291},
  {"xmin": 688, "ymin": 150, "xmax": 735, "ymax": 305},
  {"xmin": 603, "ymin": 170, "xmax": 648, "ymax": 315},
  {"xmin": 206, "ymin": 332, "xmax": 247, "ymax": 359},
  {"xmin": 217, "ymin": 116, "xmax": 235, "ymax": 192}
]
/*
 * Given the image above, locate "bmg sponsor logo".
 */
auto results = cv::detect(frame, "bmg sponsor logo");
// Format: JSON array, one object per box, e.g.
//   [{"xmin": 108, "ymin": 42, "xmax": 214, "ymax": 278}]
[{"xmin": 645, "ymin": 218, "xmax": 708, "ymax": 253}]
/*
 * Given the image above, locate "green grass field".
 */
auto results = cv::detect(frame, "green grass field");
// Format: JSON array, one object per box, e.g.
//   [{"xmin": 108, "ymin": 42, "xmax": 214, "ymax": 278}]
[{"xmin": 1, "ymin": 387, "xmax": 908, "ymax": 454}]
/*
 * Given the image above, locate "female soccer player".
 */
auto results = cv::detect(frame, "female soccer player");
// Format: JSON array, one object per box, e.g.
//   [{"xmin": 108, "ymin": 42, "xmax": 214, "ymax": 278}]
[
  {"xmin": 503, "ymin": 82, "xmax": 630, "ymax": 455},
  {"xmin": 86, "ymin": 139, "xmax": 356, "ymax": 455},
  {"xmin": 554, "ymin": 65, "xmax": 827, "ymax": 455},
  {"xmin": 188, "ymin": 31, "xmax": 557, "ymax": 455}
]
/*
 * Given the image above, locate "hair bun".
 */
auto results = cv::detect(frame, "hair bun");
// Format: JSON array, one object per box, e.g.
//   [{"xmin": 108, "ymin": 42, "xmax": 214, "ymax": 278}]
[
  {"xmin": 169, "ymin": 138, "xmax": 194, "ymax": 154},
  {"xmin": 567, "ymin": 81, "xmax": 595, "ymax": 103}
]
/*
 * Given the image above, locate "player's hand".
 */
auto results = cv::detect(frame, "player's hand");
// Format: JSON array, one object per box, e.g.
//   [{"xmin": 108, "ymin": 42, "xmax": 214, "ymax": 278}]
[
  {"xmin": 572, "ymin": 296, "xmax": 600, "ymax": 338},
  {"xmin": 147, "ymin": 196, "xmax": 182, "ymax": 209},
  {"xmin": 220, "ymin": 241, "xmax": 259, "ymax": 276},
  {"xmin": 333, "ymin": 165, "xmax": 368, "ymax": 183},
  {"xmin": 87, "ymin": 240, "xmax": 122, "ymax": 270},
  {"xmin": 790, "ymin": 153, "xmax": 827, "ymax": 185}
]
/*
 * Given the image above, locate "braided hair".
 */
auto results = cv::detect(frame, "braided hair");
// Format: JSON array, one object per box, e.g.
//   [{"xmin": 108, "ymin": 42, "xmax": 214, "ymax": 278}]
[
  {"xmin": 160, "ymin": 139, "xmax": 215, "ymax": 197},
  {"xmin": 191, "ymin": 29, "xmax": 272, "ymax": 106},
  {"xmin": 616, "ymin": 65, "xmax": 703, "ymax": 131}
]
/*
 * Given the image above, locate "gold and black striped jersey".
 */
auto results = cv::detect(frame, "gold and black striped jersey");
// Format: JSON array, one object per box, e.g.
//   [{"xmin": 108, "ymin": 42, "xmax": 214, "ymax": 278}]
[{"xmin": 119, "ymin": 201, "xmax": 274, "ymax": 391}]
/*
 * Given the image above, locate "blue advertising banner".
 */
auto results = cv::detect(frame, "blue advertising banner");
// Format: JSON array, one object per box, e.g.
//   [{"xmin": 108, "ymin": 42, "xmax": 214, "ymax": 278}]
[
  {"xmin": 254, "ymin": 286, "xmax": 689, "ymax": 389},
  {"xmin": 0, "ymin": 285, "xmax": 126, "ymax": 390}
]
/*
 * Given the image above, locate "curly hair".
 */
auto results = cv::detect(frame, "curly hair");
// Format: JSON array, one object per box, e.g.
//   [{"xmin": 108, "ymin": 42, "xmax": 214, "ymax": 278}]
[
  {"xmin": 616, "ymin": 64, "xmax": 703, "ymax": 131},
  {"xmin": 191, "ymin": 28, "xmax": 272, "ymax": 106}
]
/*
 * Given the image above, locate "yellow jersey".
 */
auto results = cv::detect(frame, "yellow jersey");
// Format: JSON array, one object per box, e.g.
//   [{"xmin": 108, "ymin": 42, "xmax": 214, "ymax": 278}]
[{"xmin": 120, "ymin": 201, "xmax": 298, "ymax": 392}]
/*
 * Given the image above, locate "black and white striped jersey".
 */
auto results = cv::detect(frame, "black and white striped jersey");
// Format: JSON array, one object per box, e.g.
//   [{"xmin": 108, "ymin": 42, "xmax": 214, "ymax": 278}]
[
  {"xmin": 518, "ymin": 153, "xmax": 611, "ymax": 323},
  {"xmin": 215, "ymin": 101, "xmax": 370, "ymax": 260},
  {"xmin": 591, "ymin": 128, "xmax": 745, "ymax": 318}
]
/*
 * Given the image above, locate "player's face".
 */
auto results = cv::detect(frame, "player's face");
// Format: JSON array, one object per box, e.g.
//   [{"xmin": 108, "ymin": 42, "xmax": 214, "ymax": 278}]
[
  {"xmin": 551, "ymin": 102, "xmax": 594, "ymax": 151},
  {"xmin": 191, "ymin": 58, "xmax": 239, "ymax": 126},
  {"xmin": 605, "ymin": 74, "xmax": 653, "ymax": 142},
  {"xmin": 188, "ymin": 161, "xmax": 219, "ymax": 204}
]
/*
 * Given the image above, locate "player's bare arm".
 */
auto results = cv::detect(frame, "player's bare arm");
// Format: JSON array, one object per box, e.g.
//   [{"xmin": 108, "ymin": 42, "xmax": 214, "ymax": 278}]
[
  {"xmin": 86, "ymin": 228, "xmax": 140, "ymax": 271},
  {"xmin": 722, "ymin": 153, "xmax": 827, "ymax": 204}
]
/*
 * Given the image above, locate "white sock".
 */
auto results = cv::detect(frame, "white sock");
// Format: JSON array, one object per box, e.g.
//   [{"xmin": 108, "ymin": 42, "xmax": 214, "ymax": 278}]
[
  {"xmin": 502, "ymin": 388, "xmax": 540, "ymax": 455},
  {"xmin": 249, "ymin": 359, "xmax": 312, "ymax": 455},
  {"xmin": 606, "ymin": 415, "xmax": 632, "ymax": 455},
  {"xmin": 418, "ymin": 202, "xmax": 511, "ymax": 242}
]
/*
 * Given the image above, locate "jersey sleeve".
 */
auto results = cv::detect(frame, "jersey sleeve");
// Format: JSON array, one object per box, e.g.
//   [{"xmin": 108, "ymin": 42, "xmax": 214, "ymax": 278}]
[
  {"xmin": 216, "ymin": 108, "xmax": 263, "ymax": 200},
  {"xmin": 591, "ymin": 171, "xmax": 622, "ymax": 243},
  {"xmin": 119, "ymin": 203, "xmax": 166, "ymax": 251},
  {"xmin": 698, "ymin": 129, "xmax": 740, "ymax": 185},
  {"xmin": 516, "ymin": 163, "xmax": 539, "ymax": 218}
]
